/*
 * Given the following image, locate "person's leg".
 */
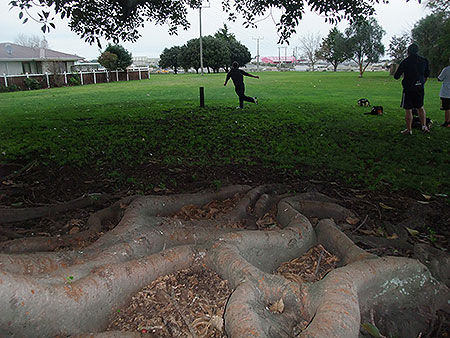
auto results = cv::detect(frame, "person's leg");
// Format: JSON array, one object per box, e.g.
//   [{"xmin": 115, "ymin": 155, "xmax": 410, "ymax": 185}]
[
  {"xmin": 446, "ymin": 109, "xmax": 450, "ymax": 123},
  {"xmin": 404, "ymin": 109, "xmax": 413, "ymax": 133},
  {"xmin": 243, "ymin": 95, "xmax": 256, "ymax": 103},
  {"xmin": 240, "ymin": 84, "xmax": 256, "ymax": 105},
  {"xmin": 235, "ymin": 86, "xmax": 244, "ymax": 108},
  {"xmin": 418, "ymin": 106, "xmax": 429, "ymax": 132}
]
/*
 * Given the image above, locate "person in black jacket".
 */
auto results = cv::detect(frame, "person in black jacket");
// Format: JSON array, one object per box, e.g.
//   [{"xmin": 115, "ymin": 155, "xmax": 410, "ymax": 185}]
[
  {"xmin": 394, "ymin": 43, "xmax": 430, "ymax": 135},
  {"xmin": 224, "ymin": 61, "xmax": 259, "ymax": 108}
]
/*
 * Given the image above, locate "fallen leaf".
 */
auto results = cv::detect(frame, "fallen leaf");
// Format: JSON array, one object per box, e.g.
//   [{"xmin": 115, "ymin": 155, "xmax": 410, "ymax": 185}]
[
  {"xmin": 386, "ymin": 233, "xmax": 399, "ymax": 240},
  {"xmin": 69, "ymin": 226, "xmax": 80, "ymax": 234},
  {"xmin": 346, "ymin": 216, "xmax": 360, "ymax": 225},
  {"xmin": 211, "ymin": 315, "xmax": 224, "ymax": 331},
  {"xmin": 379, "ymin": 202, "xmax": 395, "ymax": 210},
  {"xmin": 405, "ymin": 227, "xmax": 420, "ymax": 236},
  {"xmin": 422, "ymin": 194, "xmax": 432, "ymax": 200},
  {"xmin": 269, "ymin": 298, "xmax": 284, "ymax": 313},
  {"xmin": 435, "ymin": 193, "xmax": 448, "ymax": 197},
  {"xmin": 417, "ymin": 201, "xmax": 430, "ymax": 205},
  {"xmin": 359, "ymin": 229, "xmax": 376, "ymax": 236},
  {"xmin": 355, "ymin": 194, "xmax": 366, "ymax": 199},
  {"xmin": 361, "ymin": 322, "xmax": 383, "ymax": 338}
]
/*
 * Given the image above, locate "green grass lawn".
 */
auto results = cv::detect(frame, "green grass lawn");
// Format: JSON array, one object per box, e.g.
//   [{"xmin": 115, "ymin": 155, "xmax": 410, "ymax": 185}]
[{"xmin": 0, "ymin": 71, "xmax": 448, "ymax": 195}]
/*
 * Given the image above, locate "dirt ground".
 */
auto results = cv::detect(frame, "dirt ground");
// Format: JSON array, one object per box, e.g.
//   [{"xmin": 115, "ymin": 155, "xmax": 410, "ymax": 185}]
[{"xmin": 0, "ymin": 163, "xmax": 449, "ymax": 337}]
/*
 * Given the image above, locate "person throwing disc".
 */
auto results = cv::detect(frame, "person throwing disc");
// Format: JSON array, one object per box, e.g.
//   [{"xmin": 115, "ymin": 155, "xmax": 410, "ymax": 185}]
[{"xmin": 224, "ymin": 61, "xmax": 259, "ymax": 109}]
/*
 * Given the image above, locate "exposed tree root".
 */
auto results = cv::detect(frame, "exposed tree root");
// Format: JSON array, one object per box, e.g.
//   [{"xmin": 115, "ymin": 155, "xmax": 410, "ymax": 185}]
[
  {"xmin": 0, "ymin": 193, "xmax": 115, "ymax": 223},
  {"xmin": 0, "ymin": 185, "xmax": 448, "ymax": 338}
]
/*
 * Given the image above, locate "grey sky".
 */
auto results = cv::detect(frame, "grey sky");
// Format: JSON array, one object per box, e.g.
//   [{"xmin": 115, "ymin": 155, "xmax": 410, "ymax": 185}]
[{"xmin": 0, "ymin": 0, "xmax": 428, "ymax": 60}]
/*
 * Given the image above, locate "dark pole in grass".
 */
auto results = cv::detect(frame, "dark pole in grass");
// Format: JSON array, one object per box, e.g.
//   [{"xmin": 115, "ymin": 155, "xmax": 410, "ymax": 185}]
[{"xmin": 200, "ymin": 87, "xmax": 205, "ymax": 107}]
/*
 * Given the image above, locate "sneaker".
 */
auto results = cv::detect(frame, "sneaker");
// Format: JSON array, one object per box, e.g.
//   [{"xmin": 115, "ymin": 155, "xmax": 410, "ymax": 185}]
[
  {"xmin": 441, "ymin": 121, "xmax": 450, "ymax": 127},
  {"xmin": 254, "ymin": 97, "xmax": 258, "ymax": 105},
  {"xmin": 401, "ymin": 129, "xmax": 412, "ymax": 135},
  {"xmin": 422, "ymin": 125, "xmax": 430, "ymax": 133}
]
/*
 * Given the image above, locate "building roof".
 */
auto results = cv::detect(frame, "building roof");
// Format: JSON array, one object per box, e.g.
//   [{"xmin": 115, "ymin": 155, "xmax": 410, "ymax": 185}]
[{"xmin": 0, "ymin": 43, "xmax": 83, "ymax": 62}]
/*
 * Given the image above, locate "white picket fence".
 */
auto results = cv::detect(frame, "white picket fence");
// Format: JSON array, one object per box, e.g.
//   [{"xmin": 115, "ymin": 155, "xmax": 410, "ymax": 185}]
[{"xmin": 1, "ymin": 67, "xmax": 151, "ymax": 89}]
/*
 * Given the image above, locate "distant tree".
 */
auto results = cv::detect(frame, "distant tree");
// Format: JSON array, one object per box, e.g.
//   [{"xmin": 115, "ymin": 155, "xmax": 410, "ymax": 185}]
[
  {"xmin": 214, "ymin": 25, "xmax": 251, "ymax": 72},
  {"xmin": 159, "ymin": 46, "xmax": 182, "ymax": 74},
  {"xmin": 412, "ymin": 13, "xmax": 450, "ymax": 77},
  {"xmin": 177, "ymin": 45, "xmax": 191, "ymax": 73},
  {"xmin": 202, "ymin": 36, "xmax": 230, "ymax": 73},
  {"xmin": 14, "ymin": 34, "xmax": 48, "ymax": 48},
  {"xmin": 179, "ymin": 39, "xmax": 201, "ymax": 73},
  {"xmin": 11, "ymin": 0, "xmax": 409, "ymax": 46},
  {"xmin": 214, "ymin": 24, "xmax": 236, "ymax": 42},
  {"xmin": 425, "ymin": 0, "xmax": 450, "ymax": 16},
  {"xmin": 317, "ymin": 27, "xmax": 348, "ymax": 71},
  {"xmin": 387, "ymin": 33, "xmax": 412, "ymax": 75},
  {"xmin": 98, "ymin": 51, "xmax": 119, "ymax": 71},
  {"xmin": 226, "ymin": 40, "xmax": 251, "ymax": 72},
  {"xmin": 100, "ymin": 44, "xmax": 132, "ymax": 71},
  {"xmin": 388, "ymin": 34, "xmax": 412, "ymax": 64},
  {"xmin": 345, "ymin": 18, "xmax": 385, "ymax": 77},
  {"xmin": 299, "ymin": 33, "xmax": 322, "ymax": 72}
]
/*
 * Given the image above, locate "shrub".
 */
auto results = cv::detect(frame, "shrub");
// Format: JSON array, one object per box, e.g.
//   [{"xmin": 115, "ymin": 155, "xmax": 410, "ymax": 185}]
[
  {"xmin": 24, "ymin": 78, "xmax": 41, "ymax": 90},
  {"xmin": 69, "ymin": 74, "xmax": 81, "ymax": 86},
  {"xmin": 0, "ymin": 84, "xmax": 20, "ymax": 92}
]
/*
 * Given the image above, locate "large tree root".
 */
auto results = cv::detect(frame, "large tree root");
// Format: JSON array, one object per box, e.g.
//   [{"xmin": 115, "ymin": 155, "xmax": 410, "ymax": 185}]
[{"xmin": 0, "ymin": 185, "xmax": 448, "ymax": 338}]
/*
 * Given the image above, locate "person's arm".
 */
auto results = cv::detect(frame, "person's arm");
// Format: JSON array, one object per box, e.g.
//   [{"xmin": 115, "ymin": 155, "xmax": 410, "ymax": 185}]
[
  {"xmin": 393, "ymin": 61, "xmax": 404, "ymax": 80},
  {"xmin": 241, "ymin": 70, "xmax": 259, "ymax": 79},
  {"xmin": 224, "ymin": 73, "xmax": 230, "ymax": 86},
  {"xmin": 438, "ymin": 68, "xmax": 446, "ymax": 82},
  {"xmin": 424, "ymin": 58, "xmax": 430, "ymax": 83}
]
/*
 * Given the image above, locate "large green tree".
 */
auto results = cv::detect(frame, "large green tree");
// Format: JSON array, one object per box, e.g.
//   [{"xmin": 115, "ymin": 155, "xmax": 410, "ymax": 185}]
[
  {"xmin": 99, "ymin": 44, "xmax": 133, "ymax": 71},
  {"xmin": 345, "ymin": 18, "xmax": 385, "ymax": 77},
  {"xmin": 10, "ymin": 0, "xmax": 419, "ymax": 46},
  {"xmin": 202, "ymin": 36, "xmax": 230, "ymax": 73},
  {"xmin": 412, "ymin": 13, "xmax": 450, "ymax": 77},
  {"xmin": 214, "ymin": 24, "xmax": 251, "ymax": 72},
  {"xmin": 159, "ymin": 46, "xmax": 182, "ymax": 74},
  {"xmin": 97, "ymin": 51, "xmax": 119, "ymax": 71},
  {"xmin": 317, "ymin": 27, "xmax": 348, "ymax": 72},
  {"xmin": 178, "ymin": 39, "xmax": 201, "ymax": 73}
]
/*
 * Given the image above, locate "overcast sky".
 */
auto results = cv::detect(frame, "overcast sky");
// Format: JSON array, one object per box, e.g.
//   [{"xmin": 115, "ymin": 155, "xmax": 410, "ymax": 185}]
[{"xmin": 0, "ymin": 1, "xmax": 428, "ymax": 60}]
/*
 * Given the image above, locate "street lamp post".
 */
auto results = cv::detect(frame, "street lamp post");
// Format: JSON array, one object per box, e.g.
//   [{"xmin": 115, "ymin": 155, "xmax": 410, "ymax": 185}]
[
  {"xmin": 199, "ymin": 1, "xmax": 210, "ymax": 76},
  {"xmin": 253, "ymin": 36, "xmax": 263, "ymax": 72}
]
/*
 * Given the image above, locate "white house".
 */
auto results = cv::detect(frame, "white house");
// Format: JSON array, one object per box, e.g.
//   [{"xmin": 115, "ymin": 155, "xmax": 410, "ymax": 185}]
[{"xmin": 0, "ymin": 42, "xmax": 83, "ymax": 75}]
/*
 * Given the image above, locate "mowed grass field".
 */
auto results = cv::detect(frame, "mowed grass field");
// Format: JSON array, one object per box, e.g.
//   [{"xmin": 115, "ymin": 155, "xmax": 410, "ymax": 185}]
[{"xmin": 0, "ymin": 71, "xmax": 448, "ymax": 195}]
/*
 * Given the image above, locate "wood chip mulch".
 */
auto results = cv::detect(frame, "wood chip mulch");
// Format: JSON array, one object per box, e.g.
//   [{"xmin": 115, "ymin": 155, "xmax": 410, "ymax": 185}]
[
  {"xmin": 108, "ymin": 264, "xmax": 230, "ymax": 337},
  {"xmin": 173, "ymin": 193, "xmax": 243, "ymax": 221},
  {"xmin": 276, "ymin": 244, "xmax": 339, "ymax": 284}
]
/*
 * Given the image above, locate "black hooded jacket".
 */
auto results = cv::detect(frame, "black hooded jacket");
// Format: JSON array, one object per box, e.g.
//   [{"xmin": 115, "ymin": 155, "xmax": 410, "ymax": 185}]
[{"xmin": 394, "ymin": 54, "xmax": 430, "ymax": 91}]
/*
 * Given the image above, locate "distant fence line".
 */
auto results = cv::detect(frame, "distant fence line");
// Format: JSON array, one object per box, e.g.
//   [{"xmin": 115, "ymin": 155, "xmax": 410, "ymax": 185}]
[{"xmin": 0, "ymin": 68, "xmax": 150, "ymax": 90}]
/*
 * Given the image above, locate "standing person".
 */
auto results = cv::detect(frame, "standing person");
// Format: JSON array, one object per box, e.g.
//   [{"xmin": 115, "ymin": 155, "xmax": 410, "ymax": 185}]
[
  {"xmin": 224, "ymin": 61, "xmax": 259, "ymax": 109},
  {"xmin": 394, "ymin": 43, "xmax": 430, "ymax": 135},
  {"xmin": 438, "ymin": 56, "xmax": 450, "ymax": 127}
]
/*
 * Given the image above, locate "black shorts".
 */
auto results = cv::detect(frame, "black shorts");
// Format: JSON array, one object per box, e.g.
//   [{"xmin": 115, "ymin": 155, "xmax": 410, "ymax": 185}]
[
  {"xmin": 401, "ymin": 88, "xmax": 424, "ymax": 110},
  {"xmin": 441, "ymin": 97, "xmax": 450, "ymax": 110}
]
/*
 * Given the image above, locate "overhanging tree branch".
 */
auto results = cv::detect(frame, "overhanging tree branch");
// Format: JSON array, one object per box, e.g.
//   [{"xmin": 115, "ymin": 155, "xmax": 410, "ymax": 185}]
[{"xmin": 9, "ymin": 0, "xmax": 420, "ymax": 45}]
